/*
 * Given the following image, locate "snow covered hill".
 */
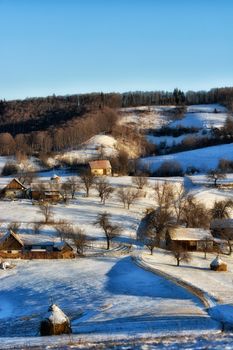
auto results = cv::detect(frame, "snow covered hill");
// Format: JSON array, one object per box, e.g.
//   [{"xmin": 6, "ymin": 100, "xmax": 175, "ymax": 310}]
[
  {"xmin": 140, "ymin": 143, "xmax": 233, "ymax": 173},
  {"xmin": 169, "ymin": 104, "xmax": 228, "ymax": 129}
]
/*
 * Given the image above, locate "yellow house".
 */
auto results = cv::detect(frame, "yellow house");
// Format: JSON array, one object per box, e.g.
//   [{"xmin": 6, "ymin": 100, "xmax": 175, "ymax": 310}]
[{"xmin": 89, "ymin": 160, "xmax": 112, "ymax": 176}]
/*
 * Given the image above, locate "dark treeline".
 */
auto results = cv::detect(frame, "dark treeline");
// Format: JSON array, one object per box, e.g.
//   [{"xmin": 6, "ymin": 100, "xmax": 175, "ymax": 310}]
[
  {"xmin": 0, "ymin": 108, "xmax": 118, "ymax": 156},
  {"xmin": 0, "ymin": 87, "xmax": 233, "ymax": 156}
]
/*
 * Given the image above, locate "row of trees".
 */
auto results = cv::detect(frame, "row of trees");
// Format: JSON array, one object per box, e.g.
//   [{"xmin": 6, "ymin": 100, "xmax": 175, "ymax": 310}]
[
  {"xmin": 0, "ymin": 107, "xmax": 118, "ymax": 155},
  {"xmin": 1, "ymin": 86, "xmax": 233, "ymax": 134}
]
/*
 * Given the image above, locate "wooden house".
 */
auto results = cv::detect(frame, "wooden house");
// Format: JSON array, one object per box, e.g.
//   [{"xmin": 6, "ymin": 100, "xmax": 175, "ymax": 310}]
[
  {"xmin": 89, "ymin": 160, "xmax": 112, "ymax": 176},
  {"xmin": 0, "ymin": 230, "xmax": 24, "ymax": 255},
  {"xmin": 166, "ymin": 226, "xmax": 213, "ymax": 251},
  {"xmin": 30, "ymin": 182, "xmax": 62, "ymax": 202},
  {"xmin": 0, "ymin": 231, "xmax": 74, "ymax": 259},
  {"xmin": 22, "ymin": 241, "xmax": 75, "ymax": 259},
  {"xmin": 3, "ymin": 178, "xmax": 27, "ymax": 199}
]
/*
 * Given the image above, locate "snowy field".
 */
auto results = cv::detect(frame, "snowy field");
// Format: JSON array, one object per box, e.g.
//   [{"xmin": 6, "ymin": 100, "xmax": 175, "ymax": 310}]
[
  {"xmin": 0, "ymin": 256, "xmax": 219, "ymax": 338},
  {"xmin": 120, "ymin": 104, "xmax": 227, "ymax": 134},
  {"xmin": 138, "ymin": 249, "xmax": 233, "ymax": 326},
  {"xmin": 0, "ymin": 175, "xmax": 230, "ymax": 346},
  {"xmin": 54, "ymin": 135, "xmax": 118, "ymax": 166},
  {"xmin": 0, "ymin": 176, "xmax": 157, "ymax": 242},
  {"xmin": 141, "ymin": 143, "xmax": 233, "ymax": 173},
  {"xmin": 169, "ymin": 104, "xmax": 228, "ymax": 129}
]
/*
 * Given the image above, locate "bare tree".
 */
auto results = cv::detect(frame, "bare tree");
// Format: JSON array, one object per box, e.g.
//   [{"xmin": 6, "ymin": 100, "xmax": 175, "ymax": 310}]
[
  {"xmin": 117, "ymin": 187, "xmax": 140, "ymax": 209},
  {"xmin": 207, "ymin": 169, "xmax": 226, "ymax": 187},
  {"xmin": 202, "ymin": 236, "xmax": 213, "ymax": 259},
  {"xmin": 38, "ymin": 201, "xmax": 53, "ymax": 223},
  {"xmin": 132, "ymin": 176, "xmax": 148, "ymax": 190},
  {"xmin": 154, "ymin": 181, "xmax": 174, "ymax": 210},
  {"xmin": 18, "ymin": 170, "xmax": 38, "ymax": 186},
  {"xmin": 8, "ymin": 222, "xmax": 20, "ymax": 233},
  {"xmin": 220, "ymin": 229, "xmax": 233, "ymax": 255},
  {"xmin": 173, "ymin": 184, "xmax": 186, "ymax": 224},
  {"xmin": 210, "ymin": 199, "xmax": 233, "ymax": 219},
  {"xmin": 71, "ymin": 228, "xmax": 87, "ymax": 255},
  {"xmin": 80, "ymin": 170, "xmax": 96, "ymax": 197},
  {"xmin": 148, "ymin": 207, "xmax": 173, "ymax": 247},
  {"xmin": 142, "ymin": 224, "xmax": 158, "ymax": 255},
  {"xmin": 94, "ymin": 212, "xmax": 121, "ymax": 249},
  {"xmin": 33, "ymin": 222, "xmax": 42, "ymax": 235},
  {"xmin": 181, "ymin": 195, "xmax": 210, "ymax": 229},
  {"xmin": 66, "ymin": 177, "xmax": 80, "ymax": 199},
  {"xmin": 54, "ymin": 221, "xmax": 87, "ymax": 255},
  {"xmin": 170, "ymin": 243, "xmax": 191, "ymax": 266},
  {"xmin": 54, "ymin": 220, "xmax": 71, "ymax": 241},
  {"xmin": 60, "ymin": 181, "xmax": 70, "ymax": 203},
  {"xmin": 95, "ymin": 177, "xmax": 114, "ymax": 204}
]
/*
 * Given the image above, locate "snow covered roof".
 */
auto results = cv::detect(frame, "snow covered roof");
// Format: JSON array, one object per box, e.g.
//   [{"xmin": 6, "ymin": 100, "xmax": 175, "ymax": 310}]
[
  {"xmin": 31, "ymin": 182, "xmax": 61, "ymax": 191},
  {"xmin": 89, "ymin": 160, "xmax": 111, "ymax": 169},
  {"xmin": 210, "ymin": 219, "xmax": 233, "ymax": 230},
  {"xmin": 168, "ymin": 227, "xmax": 213, "ymax": 241}
]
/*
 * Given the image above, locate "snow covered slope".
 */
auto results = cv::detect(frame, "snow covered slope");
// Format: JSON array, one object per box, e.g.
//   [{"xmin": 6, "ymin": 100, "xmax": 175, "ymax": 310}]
[
  {"xmin": 169, "ymin": 104, "xmax": 228, "ymax": 129},
  {"xmin": 141, "ymin": 143, "xmax": 233, "ymax": 173},
  {"xmin": 0, "ymin": 257, "xmax": 218, "ymax": 337}
]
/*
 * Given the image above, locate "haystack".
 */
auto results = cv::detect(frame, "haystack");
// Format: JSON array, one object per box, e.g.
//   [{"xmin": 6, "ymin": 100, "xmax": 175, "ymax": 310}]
[
  {"xmin": 210, "ymin": 256, "xmax": 227, "ymax": 271},
  {"xmin": 40, "ymin": 304, "xmax": 71, "ymax": 336}
]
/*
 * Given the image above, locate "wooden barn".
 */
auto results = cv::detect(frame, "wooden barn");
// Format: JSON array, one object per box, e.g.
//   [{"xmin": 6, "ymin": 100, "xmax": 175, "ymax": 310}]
[
  {"xmin": 0, "ymin": 231, "xmax": 74, "ymax": 259},
  {"xmin": 30, "ymin": 182, "xmax": 62, "ymax": 202},
  {"xmin": 3, "ymin": 178, "xmax": 27, "ymax": 199},
  {"xmin": 22, "ymin": 241, "xmax": 75, "ymax": 259},
  {"xmin": 0, "ymin": 230, "xmax": 24, "ymax": 255},
  {"xmin": 166, "ymin": 226, "xmax": 214, "ymax": 251},
  {"xmin": 89, "ymin": 160, "xmax": 112, "ymax": 176}
]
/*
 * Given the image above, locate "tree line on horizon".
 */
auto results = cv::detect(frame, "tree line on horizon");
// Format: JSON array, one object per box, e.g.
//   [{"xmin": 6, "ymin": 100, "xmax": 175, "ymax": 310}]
[{"xmin": 0, "ymin": 86, "xmax": 232, "ymax": 157}]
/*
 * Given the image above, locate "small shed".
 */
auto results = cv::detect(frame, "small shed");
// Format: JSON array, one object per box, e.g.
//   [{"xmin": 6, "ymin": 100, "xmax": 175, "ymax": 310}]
[
  {"xmin": 166, "ymin": 227, "xmax": 213, "ymax": 251},
  {"xmin": 3, "ymin": 178, "xmax": 27, "ymax": 199},
  {"xmin": 89, "ymin": 160, "xmax": 112, "ymax": 176}
]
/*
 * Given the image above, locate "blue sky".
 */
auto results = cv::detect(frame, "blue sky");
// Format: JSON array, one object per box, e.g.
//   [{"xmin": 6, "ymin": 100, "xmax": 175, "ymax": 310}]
[{"xmin": 0, "ymin": 0, "xmax": 233, "ymax": 100}]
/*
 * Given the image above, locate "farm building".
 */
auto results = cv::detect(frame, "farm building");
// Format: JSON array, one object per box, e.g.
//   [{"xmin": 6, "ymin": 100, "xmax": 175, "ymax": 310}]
[
  {"xmin": 3, "ymin": 178, "xmax": 27, "ymax": 199},
  {"xmin": 30, "ymin": 182, "xmax": 62, "ymax": 201},
  {"xmin": 0, "ymin": 230, "xmax": 24, "ymax": 255},
  {"xmin": 166, "ymin": 226, "xmax": 214, "ymax": 251},
  {"xmin": 89, "ymin": 160, "xmax": 112, "ymax": 176},
  {"xmin": 210, "ymin": 219, "xmax": 233, "ymax": 239},
  {"xmin": 0, "ymin": 231, "xmax": 74, "ymax": 259}
]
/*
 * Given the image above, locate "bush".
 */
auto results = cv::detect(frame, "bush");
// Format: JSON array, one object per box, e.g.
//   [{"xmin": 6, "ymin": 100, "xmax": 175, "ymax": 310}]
[
  {"xmin": 218, "ymin": 158, "xmax": 233, "ymax": 173},
  {"xmin": 185, "ymin": 166, "xmax": 200, "ymax": 175},
  {"xmin": 154, "ymin": 161, "xmax": 183, "ymax": 177},
  {"xmin": 1, "ymin": 161, "xmax": 19, "ymax": 176}
]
